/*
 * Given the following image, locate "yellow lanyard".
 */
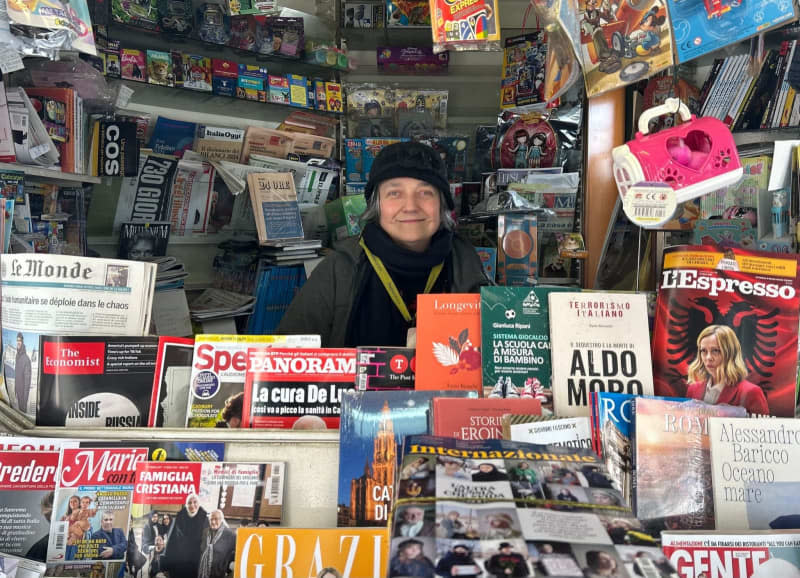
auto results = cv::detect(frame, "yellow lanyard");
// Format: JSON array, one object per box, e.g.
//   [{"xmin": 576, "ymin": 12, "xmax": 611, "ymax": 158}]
[{"xmin": 359, "ymin": 237, "xmax": 444, "ymax": 323}]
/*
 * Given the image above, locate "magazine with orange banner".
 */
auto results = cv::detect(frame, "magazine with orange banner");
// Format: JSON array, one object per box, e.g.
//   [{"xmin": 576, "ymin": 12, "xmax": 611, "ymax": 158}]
[
  {"xmin": 234, "ymin": 527, "xmax": 388, "ymax": 578},
  {"xmin": 415, "ymin": 294, "xmax": 482, "ymax": 393}
]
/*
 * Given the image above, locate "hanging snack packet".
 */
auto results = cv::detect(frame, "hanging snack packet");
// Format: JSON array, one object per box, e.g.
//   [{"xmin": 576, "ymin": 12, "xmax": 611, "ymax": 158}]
[{"xmin": 430, "ymin": 0, "xmax": 501, "ymax": 53}]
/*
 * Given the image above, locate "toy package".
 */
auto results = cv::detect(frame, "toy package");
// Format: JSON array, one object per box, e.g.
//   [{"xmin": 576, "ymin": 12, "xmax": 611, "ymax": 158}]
[
  {"xmin": 491, "ymin": 112, "xmax": 560, "ymax": 169},
  {"xmin": 256, "ymin": 16, "xmax": 304, "ymax": 57},
  {"xmin": 112, "ymin": 0, "xmax": 159, "ymax": 29},
  {"xmin": 396, "ymin": 88, "xmax": 448, "ymax": 135},
  {"xmin": 158, "ymin": 0, "xmax": 193, "ymax": 33},
  {"xmin": 229, "ymin": 15, "xmax": 257, "ymax": 50},
  {"xmin": 238, "ymin": 65, "xmax": 268, "ymax": 101},
  {"xmin": 324, "ymin": 82, "xmax": 343, "ymax": 113},
  {"xmin": 288, "ymin": 74, "xmax": 308, "ymax": 107},
  {"xmin": 430, "ymin": 0, "xmax": 501, "ymax": 53},
  {"xmin": 377, "ymin": 46, "xmax": 448, "ymax": 74},
  {"xmin": 228, "ymin": 0, "xmax": 276, "ymax": 15},
  {"xmin": 416, "ymin": 136, "xmax": 469, "ymax": 182},
  {"xmin": 387, "ymin": 0, "xmax": 429, "ymax": 26},
  {"xmin": 196, "ymin": 0, "xmax": 231, "ymax": 44},
  {"xmin": 171, "ymin": 50, "xmax": 184, "ymax": 86},
  {"xmin": 268, "ymin": 75, "xmax": 290, "ymax": 104},
  {"xmin": 314, "ymin": 80, "xmax": 327, "ymax": 111},
  {"xmin": 344, "ymin": 3, "xmax": 385, "ymax": 28},
  {"xmin": 346, "ymin": 85, "xmax": 396, "ymax": 138},
  {"xmin": 345, "ymin": 137, "xmax": 407, "ymax": 183},
  {"xmin": 102, "ymin": 41, "xmax": 121, "ymax": 77},
  {"xmin": 693, "ymin": 218, "xmax": 756, "ymax": 250},
  {"xmin": 212, "ymin": 58, "xmax": 238, "ymax": 96},
  {"xmin": 146, "ymin": 50, "xmax": 173, "ymax": 86},
  {"xmin": 182, "ymin": 54, "xmax": 212, "ymax": 91},
  {"xmin": 120, "ymin": 48, "xmax": 146, "ymax": 81},
  {"xmin": 497, "ymin": 213, "xmax": 538, "ymax": 286},
  {"xmin": 501, "ymin": 31, "xmax": 548, "ymax": 109}
]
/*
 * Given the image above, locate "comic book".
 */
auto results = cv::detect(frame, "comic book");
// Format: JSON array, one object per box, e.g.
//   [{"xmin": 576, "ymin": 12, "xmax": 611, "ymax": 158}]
[
  {"xmin": 185, "ymin": 334, "xmax": 320, "ymax": 427},
  {"xmin": 242, "ymin": 347, "xmax": 356, "ymax": 429},
  {"xmin": 235, "ymin": 528, "xmax": 388, "ymax": 577},
  {"xmin": 128, "ymin": 460, "xmax": 285, "ymax": 578},
  {"xmin": 47, "ymin": 447, "xmax": 149, "ymax": 577},
  {"xmin": 652, "ymin": 245, "xmax": 800, "ymax": 417}
]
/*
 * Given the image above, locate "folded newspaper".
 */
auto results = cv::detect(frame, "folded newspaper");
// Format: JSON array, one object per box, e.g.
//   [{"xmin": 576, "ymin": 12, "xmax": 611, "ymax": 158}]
[
  {"xmin": 189, "ymin": 288, "xmax": 255, "ymax": 321},
  {"xmin": 1, "ymin": 254, "xmax": 156, "ymax": 417}
]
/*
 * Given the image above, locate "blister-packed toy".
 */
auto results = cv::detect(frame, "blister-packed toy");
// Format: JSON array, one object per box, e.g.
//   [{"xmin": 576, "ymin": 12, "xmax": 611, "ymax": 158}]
[
  {"xmin": 345, "ymin": 84, "xmax": 397, "ymax": 138},
  {"xmin": 158, "ymin": 0, "xmax": 193, "ymax": 33},
  {"xmin": 430, "ymin": 0, "xmax": 501, "ymax": 53},
  {"xmin": 112, "ymin": 0, "xmax": 159, "ymax": 29},
  {"xmin": 196, "ymin": 0, "xmax": 230, "ymax": 44},
  {"xmin": 229, "ymin": 15, "xmax": 257, "ymax": 50}
]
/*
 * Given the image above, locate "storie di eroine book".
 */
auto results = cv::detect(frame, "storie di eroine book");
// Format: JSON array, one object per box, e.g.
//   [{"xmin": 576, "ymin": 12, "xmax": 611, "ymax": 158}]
[
  {"xmin": 415, "ymin": 294, "xmax": 482, "ymax": 393},
  {"xmin": 336, "ymin": 389, "xmax": 476, "ymax": 527},
  {"xmin": 432, "ymin": 397, "xmax": 542, "ymax": 441},
  {"xmin": 549, "ymin": 291, "xmax": 654, "ymax": 417},
  {"xmin": 652, "ymin": 245, "xmax": 800, "ymax": 417}
]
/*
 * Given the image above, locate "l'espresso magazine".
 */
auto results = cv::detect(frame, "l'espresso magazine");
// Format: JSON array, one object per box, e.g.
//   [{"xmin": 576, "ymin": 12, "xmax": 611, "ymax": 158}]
[
  {"xmin": 185, "ymin": 334, "xmax": 320, "ymax": 427},
  {"xmin": 652, "ymin": 245, "xmax": 800, "ymax": 417},
  {"xmin": 36, "ymin": 336, "xmax": 158, "ymax": 427},
  {"xmin": 0, "ymin": 254, "xmax": 156, "ymax": 418},
  {"xmin": 128, "ymin": 460, "xmax": 285, "ymax": 578}
]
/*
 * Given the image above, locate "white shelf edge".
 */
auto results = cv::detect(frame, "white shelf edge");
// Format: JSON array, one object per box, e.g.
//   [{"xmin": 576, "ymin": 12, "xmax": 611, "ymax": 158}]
[{"xmin": 0, "ymin": 162, "xmax": 101, "ymax": 184}]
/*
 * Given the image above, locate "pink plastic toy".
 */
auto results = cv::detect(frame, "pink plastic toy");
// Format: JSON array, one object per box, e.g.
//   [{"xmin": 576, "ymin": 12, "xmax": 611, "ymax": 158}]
[{"xmin": 612, "ymin": 98, "xmax": 743, "ymax": 203}]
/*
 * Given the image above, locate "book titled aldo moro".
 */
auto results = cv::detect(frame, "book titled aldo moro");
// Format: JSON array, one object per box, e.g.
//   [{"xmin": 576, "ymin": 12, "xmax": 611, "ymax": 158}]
[{"xmin": 652, "ymin": 245, "xmax": 800, "ymax": 417}]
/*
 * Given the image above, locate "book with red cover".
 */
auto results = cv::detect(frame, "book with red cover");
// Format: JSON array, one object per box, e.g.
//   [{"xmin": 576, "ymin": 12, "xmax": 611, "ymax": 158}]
[
  {"xmin": 415, "ymin": 293, "xmax": 482, "ymax": 393},
  {"xmin": 432, "ymin": 397, "xmax": 542, "ymax": 440},
  {"xmin": 148, "ymin": 336, "xmax": 195, "ymax": 427},
  {"xmin": 24, "ymin": 87, "xmax": 76, "ymax": 173},
  {"xmin": 652, "ymin": 245, "xmax": 800, "ymax": 417},
  {"xmin": 242, "ymin": 347, "xmax": 357, "ymax": 429}
]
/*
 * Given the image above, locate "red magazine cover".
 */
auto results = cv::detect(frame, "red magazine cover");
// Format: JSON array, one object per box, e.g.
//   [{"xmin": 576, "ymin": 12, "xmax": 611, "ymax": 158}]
[
  {"xmin": 242, "ymin": 348, "xmax": 357, "ymax": 429},
  {"xmin": 432, "ymin": 397, "xmax": 542, "ymax": 440},
  {"xmin": 148, "ymin": 336, "xmax": 195, "ymax": 427},
  {"xmin": 415, "ymin": 294, "xmax": 482, "ymax": 393},
  {"xmin": 652, "ymin": 245, "xmax": 800, "ymax": 417}
]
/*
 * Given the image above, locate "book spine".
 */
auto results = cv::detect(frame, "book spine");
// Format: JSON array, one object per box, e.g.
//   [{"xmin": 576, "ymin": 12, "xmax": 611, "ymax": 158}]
[
  {"xmin": 90, "ymin": 120, "xmax": 100, "ymax": 176},
  {"xmin": 701, "ymin": 57, "xmax": 730, "ymax": 117},
  {"xmin": 771, "ymin": 41, "xmax": 794, "ymax": 128},
  {"xmin": 699, "ymin": 58, "xmax": 723, "ymax": 109},
  {"xmin": 712, "ymin": 54, "xmax": 744, "ymax": 120},
  {"xmin": 762, "ymin": 46, "xmax": 787, "ymax": 128},
  {"xmin": 731, "ymin": 75, "xmax": 757, "ymax": 129},
  {"xmin": 736, "ymin": 50, "xmax": 777, "ymax": 131},
  {"xmin": 720, "ymin": 54, "xmax": 749, "ymax": 120},
  {"xmin": 781, "ymin": 87, "xmax": 796, "ymax": 127},
  {"xmin": 790, "ymin": 88, "xmax": 800, "ymax": 126},
  {"xmin": 777, "ymin": 41, "xmax": 797, "ymax": 127},
  {"xmin": 630, "ymin": 398, "xmax": 639, "ymax": 516},
  {"xmin": 723, "ymin": 72, "xmax": 752, "ymax": 127}
]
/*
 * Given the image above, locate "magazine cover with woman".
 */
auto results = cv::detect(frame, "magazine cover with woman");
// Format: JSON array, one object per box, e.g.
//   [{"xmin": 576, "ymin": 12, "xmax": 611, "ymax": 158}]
[{"xmin": 652, "ymin": 245, "xmax": 800, "ymax": 418}]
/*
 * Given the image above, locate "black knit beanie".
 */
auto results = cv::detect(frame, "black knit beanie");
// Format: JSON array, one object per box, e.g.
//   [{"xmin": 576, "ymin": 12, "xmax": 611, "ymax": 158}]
[{"xmin": 365, "ymin": 141, "xmax": 454, "ymax": 210}]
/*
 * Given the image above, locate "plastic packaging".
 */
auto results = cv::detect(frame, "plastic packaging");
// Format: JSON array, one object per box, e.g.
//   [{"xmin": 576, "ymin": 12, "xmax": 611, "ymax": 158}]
[{"xmin": 430, "ymin": 0, "xmax": 501, "ymax": 54}]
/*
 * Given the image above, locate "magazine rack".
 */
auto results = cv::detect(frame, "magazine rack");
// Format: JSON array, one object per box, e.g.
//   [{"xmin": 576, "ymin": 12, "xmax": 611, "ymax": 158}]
[{"xmin": 0, "ymin": 403, "xmax": 339, "ymax": 527}]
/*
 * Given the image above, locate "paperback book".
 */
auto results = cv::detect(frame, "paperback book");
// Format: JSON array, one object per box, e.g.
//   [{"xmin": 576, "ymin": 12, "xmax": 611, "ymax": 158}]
[
  {"xmin": 709, "ymin": 416, "xmax": 800, "ymax": 532},
  {"xmin": 186, "ymin": 334, "xmax": 320, "ymax": 428},
  {"xmin": 36, "ymin": 336, "xmax": 158, "ymax": 427},
  {"xmin": 242, "ymin": 347, "xmax": 357, "ymax": 429},
  {"xmin": 415, "ymin": 294, "xmax": 482, "ymax": 394},
  {"xmin": 130, "ymin": 460, "xmax": 285, "ymax": 578},
  {"xmin": 549, "ymin": 292, "xmax": 654, "ymax": 417},
  {"xmin": 336, "ymin": 390, "xmax": 477, "ymax": 527},
  {"xmin": 480, "ymin": 286, "xmax": 569, "ymax": 406},
  {"xmin": 147, "ymin": 117, "xmax": 197, "ymax": 158},
  {"xmin": 632, "ymin": 398, "xmax": 746, "ymax": 532},
  {"xmin": 652, "ymin": 245, "xmax": 800, "ymax": 417}
]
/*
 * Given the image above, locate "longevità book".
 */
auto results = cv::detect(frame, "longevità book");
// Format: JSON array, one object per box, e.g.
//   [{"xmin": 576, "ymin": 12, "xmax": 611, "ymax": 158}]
[
  {"xmin": 336, "ymin": 389, "xmax": 476, "ymax": 527},
  {"xmin": 480, "ymin": 286, "xmax": 569, "ymax": 406},
  {"xmin": 415, "ymin": 294, "xmax": 482, "ymax": 393},
  {"xmin": 709, "ymin": 416, "xmax": 800, "ymax": 532},
  {"xmin": 549, "ymin": 291, "xmax": 654, "ymax": 417},
  {"xmin": 652, "ymin": 245, "xmax": 800, "ymax": 417},
  {"xmin": 36, "ymin": 335, "xmax": 158, "ymax": 427},
  {"xmin": 632, "ymin": 398, "xmax": 746, "ymax": 532}
]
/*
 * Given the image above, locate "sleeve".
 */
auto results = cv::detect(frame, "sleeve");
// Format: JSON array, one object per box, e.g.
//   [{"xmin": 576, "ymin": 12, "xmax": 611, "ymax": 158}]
[
  {"xmin": 112, "ymin": 529, "xmax": 128, "ymax": 558},
  {"xmin": 743, "ymin": 383, "xmax": 769, "ymax": 415},
  {"xmin": 276, "ymin": 254, "xmax": 339, "ymax": 345}
]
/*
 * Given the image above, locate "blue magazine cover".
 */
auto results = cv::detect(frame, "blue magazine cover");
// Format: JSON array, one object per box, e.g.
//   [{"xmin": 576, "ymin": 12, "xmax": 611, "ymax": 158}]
[
  {"xmin": 147, "ymin": 117, "xmax": 197, "ymax": 158},
  {"xmin": 337, "ymin": 390, "xmax": 476, "ymax": 527},
  {"xmin": 667, "ymin": 0, "xmax": 797, "ymax": 63}
]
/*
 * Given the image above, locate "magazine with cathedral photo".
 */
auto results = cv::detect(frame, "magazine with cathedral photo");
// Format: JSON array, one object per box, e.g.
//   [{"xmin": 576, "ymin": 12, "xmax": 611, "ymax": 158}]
[
  {"xmin": 127, "ymin": 460, "xmax": 285, "ymax": 578},
  {"xmin": 336, "ymin": 390, "xmax": 476, "ymax": 528}
]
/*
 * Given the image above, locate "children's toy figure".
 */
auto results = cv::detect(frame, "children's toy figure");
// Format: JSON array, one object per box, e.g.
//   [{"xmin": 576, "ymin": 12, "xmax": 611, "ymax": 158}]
[
  {"xmin": 198, "ymin": 3, "xmax": 230, "ymax": 44},
  {"xmin": 628, "ymin": 6, "xmax": 665, "ymax": 56},
  {"xmin": 415, "ymin": 94, "xmax": 426, "ymax": 113},
  {"xmin": 365, "ymin": 101, "xmax": 381, "ymax": 117},
  {"xmin": 582, "ymin": 0, "xmax": 620, "ymax": 73},
  {"xmin": 527, "ymin": 132, "xmax": 548, "ymax": 168},
  {"xmin": 509, "ymin": 129, "xmax": 530, "ymax": 169},
  {"xmin": 517, "ymin": 68, "xmax": 533, "ymax": 95}
]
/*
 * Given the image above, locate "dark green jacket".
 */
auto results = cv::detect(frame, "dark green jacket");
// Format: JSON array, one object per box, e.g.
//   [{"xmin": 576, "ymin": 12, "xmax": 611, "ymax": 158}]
[{"xmin": 277, "ymin": 234, "xmax": 490, "ymax": 347}]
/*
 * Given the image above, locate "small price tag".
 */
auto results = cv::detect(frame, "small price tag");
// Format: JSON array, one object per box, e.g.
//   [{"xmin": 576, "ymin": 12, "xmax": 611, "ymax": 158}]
[
  {"xmin": 115, "ymin": 84, "xmax": 134, "ymax": 109},
  {"xmin": 0, "ymin": 48, "xmax": 24, "ymax": 74},
  {"xmin": 622, "ymin": 182, "xmax": 677, "ymax": 229}
]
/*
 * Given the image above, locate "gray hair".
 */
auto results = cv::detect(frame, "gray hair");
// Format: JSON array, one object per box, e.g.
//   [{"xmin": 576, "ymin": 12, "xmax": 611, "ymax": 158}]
[{"xmin": 361, "ymin": 187, "xmax": 456, "ymax": 231}]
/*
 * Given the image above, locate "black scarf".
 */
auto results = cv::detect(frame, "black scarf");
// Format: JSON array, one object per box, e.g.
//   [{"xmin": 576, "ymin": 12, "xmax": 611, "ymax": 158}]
[{"xmin": 345, "ymin": 223, "xmax": 453, "ymax": 347}]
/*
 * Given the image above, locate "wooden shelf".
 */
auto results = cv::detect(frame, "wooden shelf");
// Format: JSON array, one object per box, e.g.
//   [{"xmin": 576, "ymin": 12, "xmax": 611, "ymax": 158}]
[{"xmin": 0, "ymin": 162, "xmax": 101, "ymax": 185}]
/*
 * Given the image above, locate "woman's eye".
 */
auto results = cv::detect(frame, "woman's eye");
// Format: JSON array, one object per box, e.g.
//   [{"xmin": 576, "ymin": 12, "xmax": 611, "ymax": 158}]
[
  {"xmin": 384, "ymin": 190, "xmax": 400, "ymax": 197},
  {"xmin": 420, "ymin": 189, "xmax": 435, "ymax": 197}
]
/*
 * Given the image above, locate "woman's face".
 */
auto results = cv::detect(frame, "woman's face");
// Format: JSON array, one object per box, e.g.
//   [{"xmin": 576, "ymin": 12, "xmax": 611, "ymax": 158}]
[
  {"xmin": 69, "ymin": 497, "xmax": 79, "ymax": 510},
  {"xmin": 594, "ymin": 551, "xmax": 615, "ymax": 570},
  {"xmin": 378, "ymin": 177, "xmax": 441, "ymax": 252},
  {"xmin": 699, "ymin": 334, "xmax": 723, "ymax": 376},
  {"xmin": 186, "ymin": 496, "xmax": 199, "ymax": 515},
  {"xmin": 403, "ymin": 544, "xmax": 421, "ymax": 558},
  {"xmin": 479, "ymin": 464, "xmax": 494, "ymax": 473}
]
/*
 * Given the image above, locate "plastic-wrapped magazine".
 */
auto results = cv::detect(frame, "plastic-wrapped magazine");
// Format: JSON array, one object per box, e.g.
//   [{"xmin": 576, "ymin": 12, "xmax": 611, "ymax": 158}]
[
  {"xmin": 1, "ymin": 254, "xmax": 156, "ymax": 418},
  {"xmin": 0, "ymin": 552, "xmax": 47, "ymax": 577},
  {"xmin": 390, "ymin": 435, "xmax": 675, "ymax": 578},
  {"xmin": 5, "ymin": 88, "xmax": 59, "ymax": 167}
]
